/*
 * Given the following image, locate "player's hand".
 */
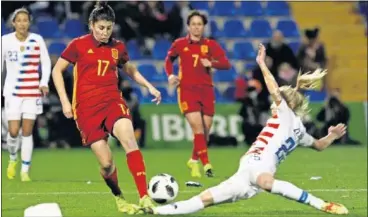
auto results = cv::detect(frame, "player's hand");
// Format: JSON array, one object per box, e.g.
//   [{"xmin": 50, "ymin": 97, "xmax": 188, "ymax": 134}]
[
  {"xmin": 148, "ymin": 86, "xmax": 161, "ymax": 105},
  {"xmin": 328, "ymin": 123, "xmax": 347, "ymax": 140},
  {"xmin": 61, "ymin": 101, "xmax": 73, "ymax": 119},
  {"xmin": 200, "ymin": 58, "xmax": 212, "ymax": 68},
  {"xmin": 256, "ymin": 43, "xmax": 266, "ymax": 65},
  {"xmin": 39, "ymin": 86, "xmax": 49, "ymax": 97},
  {"xmin": 168, "ymin": 74, "xmax": 180, "ymax": 87}
]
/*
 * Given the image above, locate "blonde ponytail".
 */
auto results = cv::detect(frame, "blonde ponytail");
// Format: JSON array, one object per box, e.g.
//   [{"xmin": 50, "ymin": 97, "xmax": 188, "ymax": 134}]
[
  {"xmin": 295, "ymin": 68, "xmax": 327, "ymax": 91},
  {"xmin": 279, "ymin": 68, "xmax": 327, "ymax": 118}
]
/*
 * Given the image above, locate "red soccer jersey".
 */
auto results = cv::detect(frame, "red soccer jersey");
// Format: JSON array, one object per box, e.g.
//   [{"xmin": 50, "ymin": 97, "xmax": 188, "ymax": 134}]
[
  {"xmin": 165, "ymin": 36, "xmax": 230, "ymax": 86},
  {"xmin": 61, "ymin": 34, "xmax": 129, "ymax": 115}
]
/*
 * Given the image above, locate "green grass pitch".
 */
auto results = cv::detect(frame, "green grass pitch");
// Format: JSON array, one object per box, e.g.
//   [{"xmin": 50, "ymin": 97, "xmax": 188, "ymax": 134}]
[{"xmin": 2, "ymin": 146, "xmax": 367, "ymax": 217}]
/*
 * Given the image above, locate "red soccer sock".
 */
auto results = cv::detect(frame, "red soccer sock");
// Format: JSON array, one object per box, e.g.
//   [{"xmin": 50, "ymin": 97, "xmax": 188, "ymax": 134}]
[
  {"xmin": 191, "ymin": 146, "xmax": 199, "ymax": 161},
  {"xmin": 194, "ymin": 134, "xmax": 210, "ymax": 165},
  {"xmin": 101, "ymin": 166, "xmax": 122, "ymax": 196},
  {"xmin": 126, "ymin": 150, "xmax": 148, "ymax": 198}
]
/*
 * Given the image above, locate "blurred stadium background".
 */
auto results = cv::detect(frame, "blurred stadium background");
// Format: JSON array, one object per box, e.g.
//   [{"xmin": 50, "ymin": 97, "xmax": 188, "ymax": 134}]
[
  {"xmin": 1, "ymin": 1, "xmax": 367, "ymax": 217},
  {"xmin": 2, "ymin": 1, "xmax": 367, "ymax": 149}
]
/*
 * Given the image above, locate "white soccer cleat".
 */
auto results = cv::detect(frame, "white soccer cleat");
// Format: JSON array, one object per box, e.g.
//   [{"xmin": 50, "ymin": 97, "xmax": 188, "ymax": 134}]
[{"xmin": 322, "ymin": 202, "xmax": 349, "ymax": 215}]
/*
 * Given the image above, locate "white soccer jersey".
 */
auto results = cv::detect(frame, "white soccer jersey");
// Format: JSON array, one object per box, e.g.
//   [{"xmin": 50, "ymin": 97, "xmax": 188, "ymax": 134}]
[
  {"xmin": 246, "ymin": 99, "xmax": 315, "ymax": 169},
  {"xmin": 2, "ymin": 32, "xmax": 51, "ymax": 98}
]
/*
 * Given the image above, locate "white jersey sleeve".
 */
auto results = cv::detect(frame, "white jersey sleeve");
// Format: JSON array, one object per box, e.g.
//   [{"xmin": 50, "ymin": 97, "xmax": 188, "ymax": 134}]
[
  {"xmin": 37, "ymin": 35, "xmax": 51, "ymax": 87},
  {"xmin": 298, "ymin": 121, "xmax": 315, "ymax": 147}
]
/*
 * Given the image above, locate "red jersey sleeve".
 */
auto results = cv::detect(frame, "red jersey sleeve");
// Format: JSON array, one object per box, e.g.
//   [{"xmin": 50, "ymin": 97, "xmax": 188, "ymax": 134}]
[
  {"xmin": 210, "ymin": 40, "xmax": 231, "ymax": 70},
  {"xmin": 61, "ymin": 39, "xmax": 79, "ymax": 63},
  {"xmin": 165, "ymin": 40, "xmax": 179, "ymax": 76},
  {"xmin": 167, "ymin": 40, "xmax": 179, "ymax": 58},
  {"xmin": 117, "ymin": 43, "xmax": 130, "ymax": 68}
]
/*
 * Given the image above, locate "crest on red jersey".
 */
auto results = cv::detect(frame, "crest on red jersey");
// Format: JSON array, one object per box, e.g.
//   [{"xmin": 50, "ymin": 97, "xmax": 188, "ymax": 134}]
[
  {"xmin": 111, "ymin": 48, "xmax": 119, "ymax": 60},
  {"xmin": 200, "ymin": 45, "xmax": 208, "ymax": 54}
]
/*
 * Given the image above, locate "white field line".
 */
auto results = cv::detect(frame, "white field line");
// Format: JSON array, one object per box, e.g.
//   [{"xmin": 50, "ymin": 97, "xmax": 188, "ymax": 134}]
[{"xmin": 2, "ymin": 189, "xmax": 367, "ymax": 196}]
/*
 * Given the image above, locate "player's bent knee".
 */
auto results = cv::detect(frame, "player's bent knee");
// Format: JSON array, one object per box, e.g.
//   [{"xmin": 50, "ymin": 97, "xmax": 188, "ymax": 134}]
[
  {"xmin": 101, "ymin": 163, "xmax": 115, "ymax": 176},
  {"xmin": 8, "ymin": 130, "xmax": 19, "ymax": 138},
  {"xmin": 8, "ymin": 122, "xmax": 21, "ymax": 138},
  {"xmin": 256, "ymin": 173, "xmax": 274, "ymax": 191},
  {"xmin": 199, "ymin": 190, "xmax": 214, "ymax": 207},
  {"xmin": 8, "ymin": 128, "xmax": 20, "ymax": 138}
]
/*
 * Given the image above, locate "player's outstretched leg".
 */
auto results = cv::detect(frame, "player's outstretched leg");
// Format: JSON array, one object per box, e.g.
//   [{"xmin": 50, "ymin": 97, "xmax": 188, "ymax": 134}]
[
  {"xmin": 91, "ymin": 140, "xmax": 140, "ymax": 214},
  {"xmin": 257, "ymin": 173, "xmax": 349, "ymax": 215},
  {"xmin": 112, "ymin": 118, "xmax": 155, "ymax": 209},
  {"xmin": 145, "ymin": 173, "xmax": 250, "ymax": 215}
]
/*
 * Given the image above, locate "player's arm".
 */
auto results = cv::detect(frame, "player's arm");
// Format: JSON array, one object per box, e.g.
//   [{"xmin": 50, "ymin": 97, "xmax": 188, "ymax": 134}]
[
  {"xmin": 52, "ymin": 58, "xmax": 70, "ymax": 104},
  {"xmin": 118, "ymin": 45, "xmax": 161, "ymax": 104},
  {"xmin": 117, "ymin": 45, "xmax": 153, "ymax": 89},
  {"xmin": 256, "ymin": 43, "xmax": 282, "ymax": 105},
  {"xmin": 123, "ymin": 62, "xmax": 162, "ymax": 104},
  {"xmin": 165, "ymin": 41, "xmax": 180, "ymax": 86},
  {"xmin": 38, "ymin": 36, "xmax": 52, "ymax": 95},
  {"xmin": 312, "ymin": 123, "xmax": 347, "ymax": 151},
  {"xmin": 52, "ymin": 40, "xmax": 78, "ymax": 118},
  {"xmin": 207, "ymin": 41, "xmax": 231, "ymax": 70},
  {"xmin": 123, "ymin": 62, "xmax": 154, "ymax": 89}
]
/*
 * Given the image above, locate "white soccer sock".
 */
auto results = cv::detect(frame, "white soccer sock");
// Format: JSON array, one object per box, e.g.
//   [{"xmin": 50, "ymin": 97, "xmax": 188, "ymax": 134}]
[
  {"xmin": 154, "ymin": 196, "xmax": 204, "ymax": 215},
  {"xmin": 7, "ymin": 133, "xmax": 19, "ymax": 161},
  {"xmin": 271, "ymin": 179, "xmax": 325, "ymax": 210},
  {"xmin": 21, "ymin": 135, "xmax": 34, "ymax": 173}
]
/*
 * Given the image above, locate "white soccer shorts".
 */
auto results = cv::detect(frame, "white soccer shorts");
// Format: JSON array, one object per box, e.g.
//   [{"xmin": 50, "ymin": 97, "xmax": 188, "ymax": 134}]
[{"xmin": 5, "ymin": 96, "xmax": 43, "ymax": 120}]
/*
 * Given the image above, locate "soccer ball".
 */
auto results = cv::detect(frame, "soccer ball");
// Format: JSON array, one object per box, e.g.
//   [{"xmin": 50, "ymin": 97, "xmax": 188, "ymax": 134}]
[{"xmin": 148, "ymin": 173, "xmax": 179, "ymax": 204}]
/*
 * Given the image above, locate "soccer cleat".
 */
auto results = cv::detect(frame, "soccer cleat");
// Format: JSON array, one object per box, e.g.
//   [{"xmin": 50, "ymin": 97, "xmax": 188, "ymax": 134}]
[
  {"xmin": 7, "ymin": 160, "xmax": 17, "ymax": 180},
  {"xmin": 139, "ymin": 195, "xmax": 156, "ymax": 209},
  {"xmin": 187, "ymin": 160, "xmax": 201, "ymax": 178},
  {"xmin": 322, "ymin": 202, "xmax": 349, "ymax": 215},
  {"xmin": 204, "ymin": 164, "xmax": 214, "ymax": 178},
  {"xmin": 114, "ymin": 195, "xmax": 141, "ymax": 214},
  {"xmin": 140, "ymin": 207, "xmax": 156, "ymax": 215},
  {"xmin": 21, "ymin": 172, "xmax": 32, "ymax": 182}
]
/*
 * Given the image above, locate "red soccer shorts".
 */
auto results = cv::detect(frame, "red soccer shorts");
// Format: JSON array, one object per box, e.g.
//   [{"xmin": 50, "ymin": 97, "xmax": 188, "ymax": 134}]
[
  {"xmin": 177, "ymin": 85, "xmax": 215, "ymax": 116},
  {"xmin": 74, "ymin": 99, "xmax": 131, "ymax": 146}
]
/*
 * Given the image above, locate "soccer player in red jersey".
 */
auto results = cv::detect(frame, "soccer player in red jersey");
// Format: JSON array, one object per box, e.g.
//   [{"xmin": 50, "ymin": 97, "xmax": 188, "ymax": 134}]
[
  {"xmin": 165, "ymin": 11, "xmax": 231, "ymax": 178},
  {"xmin": 52, "ymin": 2, "xmax": 160, "ymax": 214}
]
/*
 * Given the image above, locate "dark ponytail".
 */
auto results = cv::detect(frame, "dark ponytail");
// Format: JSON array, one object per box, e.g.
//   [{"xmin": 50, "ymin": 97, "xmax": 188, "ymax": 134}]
[{"xmin": 89, "ymin": 1, "xmax": 115, "ymax": 24}]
